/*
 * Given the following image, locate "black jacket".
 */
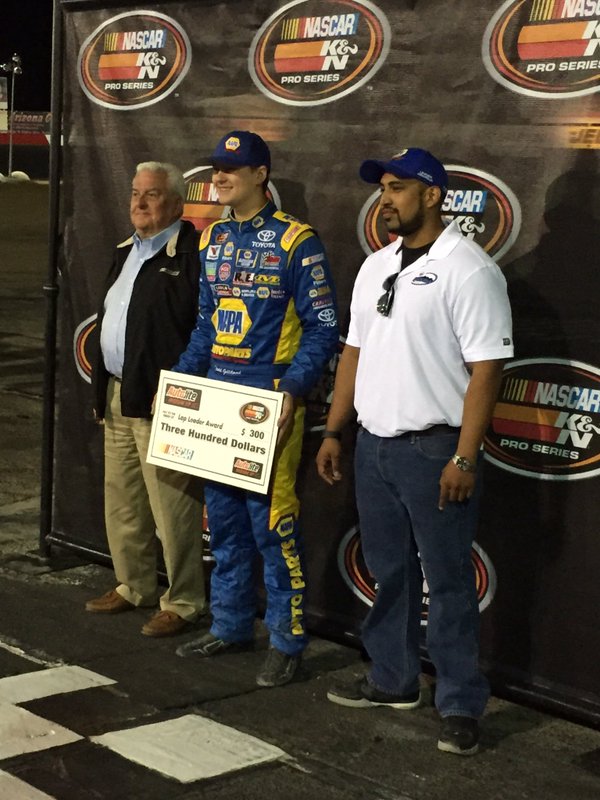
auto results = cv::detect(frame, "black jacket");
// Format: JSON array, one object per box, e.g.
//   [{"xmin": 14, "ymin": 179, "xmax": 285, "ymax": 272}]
[{"xmin": 92, "ymin": 219, "xmax": 200, "ymax": 419}]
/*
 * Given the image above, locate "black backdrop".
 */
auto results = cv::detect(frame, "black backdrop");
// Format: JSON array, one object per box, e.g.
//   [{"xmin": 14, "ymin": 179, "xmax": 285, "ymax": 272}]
[{"xmin": 49, "ymin": 0, "xmax": 600, "ymax": 724}]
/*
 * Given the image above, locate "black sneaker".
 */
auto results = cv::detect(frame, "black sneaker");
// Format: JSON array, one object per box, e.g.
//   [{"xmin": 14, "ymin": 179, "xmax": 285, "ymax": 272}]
[
  {"xmin": 256, "ymin": 647, "xmax": 301, "ymax": 687},
  {"xmin": 327, "ymin": 677, "xmax": 421, "ymax": 709},
  {"xmin": 175, "ymin": 632, "xmax": 253, "ymax": 659},
  {"xmin": 438, "ymin": 716, "xmax": 480, "ymax": 755}
]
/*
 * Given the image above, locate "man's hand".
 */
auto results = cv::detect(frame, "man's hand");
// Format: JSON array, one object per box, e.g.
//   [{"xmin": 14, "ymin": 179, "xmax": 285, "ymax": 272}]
[
  {"xmin": 438, "ymin": 460, "xmax": 476, "ymax": 510},
  {"xmin": 277, "ymin": 391, "xmax": 295, "ymax": 444},
  {"xmin": 316, "ymin": 438, "xmax": 343, "ymax": 485}
]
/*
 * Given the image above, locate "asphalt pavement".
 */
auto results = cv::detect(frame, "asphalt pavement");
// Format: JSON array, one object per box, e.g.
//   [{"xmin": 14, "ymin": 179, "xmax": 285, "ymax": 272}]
[{"xmin": 1, "ymin": 180, "xmax": 599, "ymax": 800}]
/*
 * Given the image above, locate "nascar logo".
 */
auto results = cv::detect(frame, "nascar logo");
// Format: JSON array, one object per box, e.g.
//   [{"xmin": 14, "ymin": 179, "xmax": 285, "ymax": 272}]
[
  {"xmin": 483, "ymin": 0, "xmax": 600, "ymax": 98},
  {"xmin": 73, "ymin": 314, "xmax": 97, "ymax": 384},
  {"xmin": 78, "ymin": 11, "xmax": 191, "ymax": 110},
  {"xmin": 357, "ymin": 164, "xmax": 522, "ymax": 261},
  {"xmin": 182, "ymin": 167, "xmax": 281, "ymax": 231},
  {"xmin": 160, "ymin": 443, "xmax": 194, "ymax": 460},
  {"xmin": 274, "ymin": 36, "xmax": 359, "ymax": 75},
  {"xmin": 485, "ymin": 359, "xmax": 600, "ymax": 480},
  {"xmin": 182, "ymin": 168, "xmax": 226, "ymax": 231},
  {"xmin": 97, "ymin": 50, "xmax": 167, "ymax": 82},
  {"xmin": 248, "ymin": 0, "xmax": 391, "ymax": 107},
  {"xmin": 240, "ymin": 402, "xmax": 270, "ymax": 423}
]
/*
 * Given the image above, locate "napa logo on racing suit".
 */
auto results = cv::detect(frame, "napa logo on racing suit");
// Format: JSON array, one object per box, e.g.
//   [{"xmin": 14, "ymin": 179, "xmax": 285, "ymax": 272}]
[
  {"xmin": 78, "ymin": 11, "xmax": 191, "ymax": 110},
  {"xmin": 485, "ymin": 359, "xmax": 600, "ymax": 480},
  {"xmin": 248, "ymin": 0, "xmax": 391, "ymax": 107},
  {"xmin": 338, "ymin": 527, "xmax": 497, "ymax": 620},
  {"xmin": 182, "ymin": 167, "xmax": 281, "ymax": 232},
  {"xmin": 212, "ymin": 298, "xmax": 252, "ymax": 346},
  {"xmin": 483, "ymin": 0, "xmax": 600, "ymax": 98},
  {"xmin": 357, "ymin": 163, "xmax": 522, "ymax": 261},
  {"xmin": 73, "ymin": 314, "xmax": 98, "ymax": 383}
]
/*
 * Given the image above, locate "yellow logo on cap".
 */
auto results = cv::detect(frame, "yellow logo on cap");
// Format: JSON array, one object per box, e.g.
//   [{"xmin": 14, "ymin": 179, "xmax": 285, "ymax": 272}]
[{"xmin": 225, "ymin": 136, "xmax": 241, "ymax": 151}]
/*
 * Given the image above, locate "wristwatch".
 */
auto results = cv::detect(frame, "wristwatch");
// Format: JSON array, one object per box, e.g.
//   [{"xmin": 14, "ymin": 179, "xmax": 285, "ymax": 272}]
[{"xmin": 452, "ymin": 454, "xmax": 477, "ymax": 473}]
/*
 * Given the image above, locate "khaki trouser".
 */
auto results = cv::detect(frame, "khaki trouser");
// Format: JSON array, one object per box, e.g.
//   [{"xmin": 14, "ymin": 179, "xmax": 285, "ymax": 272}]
[{"xmin": 104, "ymin": 378, "xmax": 205, "ymax": 620}]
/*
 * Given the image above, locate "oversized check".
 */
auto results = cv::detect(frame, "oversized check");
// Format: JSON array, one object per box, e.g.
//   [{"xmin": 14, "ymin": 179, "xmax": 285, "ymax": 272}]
[{"xmin": 147, "ymin": 370, "xmax": 283, "ymax": 494}]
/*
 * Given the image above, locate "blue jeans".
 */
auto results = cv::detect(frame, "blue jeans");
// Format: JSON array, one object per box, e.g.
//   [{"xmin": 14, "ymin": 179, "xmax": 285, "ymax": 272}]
[{"xmin": 355, "ymin": 427, "xmax": 489, "ymax": 718}]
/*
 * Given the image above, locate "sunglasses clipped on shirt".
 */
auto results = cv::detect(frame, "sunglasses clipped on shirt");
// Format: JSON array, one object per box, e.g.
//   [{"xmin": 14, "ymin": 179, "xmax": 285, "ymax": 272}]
[
  {"xmin": 376, "ymin": 271, "xmax": 401, "ymax": 317},
  {"xmin": 376, "ymin": 240, "xmax": 437, "ymax": 316}
]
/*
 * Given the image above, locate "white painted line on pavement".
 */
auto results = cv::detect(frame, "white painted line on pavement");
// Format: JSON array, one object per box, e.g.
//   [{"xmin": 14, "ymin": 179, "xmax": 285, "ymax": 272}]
[
  {"xmin": 0, "ymin": 665, "xmax": 116, "ymax": 704},
  {"xmin": 0, "ymin": 703, "xmax": 82, "ymax": 759},
  {"xmin": 0, "ymin": 639, "xmax": 59, "ymax": 667},
  {"xmin": 0, "ymin": 770, "xmax": 56, "ymax": 800},
  {"xmin": 91, "ymin": 714, "xmax": 286, "ymax": 783}
]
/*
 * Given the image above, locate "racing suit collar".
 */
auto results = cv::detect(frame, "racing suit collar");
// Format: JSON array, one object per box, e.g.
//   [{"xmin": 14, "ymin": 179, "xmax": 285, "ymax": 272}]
[{"xmin": 229, "ymin": 200, "xmax": 277, "ymax": 233}]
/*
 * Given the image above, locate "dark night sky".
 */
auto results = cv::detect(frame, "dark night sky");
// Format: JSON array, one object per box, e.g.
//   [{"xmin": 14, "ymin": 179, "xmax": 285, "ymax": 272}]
[{"xmin": 2, "ymin": 1, "xmax": 53, "ymax": 110}]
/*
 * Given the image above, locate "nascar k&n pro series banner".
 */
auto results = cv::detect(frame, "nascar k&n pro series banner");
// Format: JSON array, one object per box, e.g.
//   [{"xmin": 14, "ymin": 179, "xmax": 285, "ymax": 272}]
[{"xmin": 53, "ymin": 0, "xmax": 600, "ymax": 723}]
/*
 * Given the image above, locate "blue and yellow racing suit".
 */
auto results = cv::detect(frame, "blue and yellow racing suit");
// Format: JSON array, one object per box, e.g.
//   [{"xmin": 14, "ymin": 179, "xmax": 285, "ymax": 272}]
[{"xmin": 174, "ymin": 201, "xmax": 338, "ymax": 655}]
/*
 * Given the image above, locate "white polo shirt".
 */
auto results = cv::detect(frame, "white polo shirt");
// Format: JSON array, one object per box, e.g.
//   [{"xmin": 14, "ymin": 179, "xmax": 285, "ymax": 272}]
[{"xmin": 346, "ymin": 221, "xmax": 514, "ymax": 437}]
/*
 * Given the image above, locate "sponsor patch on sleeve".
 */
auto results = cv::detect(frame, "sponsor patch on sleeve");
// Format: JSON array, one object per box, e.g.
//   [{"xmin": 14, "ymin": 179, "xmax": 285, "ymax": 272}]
[{"xmin": 302, "ymin": 252, "xmax": 325, "ymax": 267}]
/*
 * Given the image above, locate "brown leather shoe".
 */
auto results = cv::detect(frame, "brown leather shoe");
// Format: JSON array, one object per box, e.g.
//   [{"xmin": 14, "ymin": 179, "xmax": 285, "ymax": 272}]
[
  {"xmin": 141, "ymin": 610, "xmax": 188, "ymax": 637},
  {"xmin": 85, "ymin": 589, "xmax": 135, "ymax": 614}
]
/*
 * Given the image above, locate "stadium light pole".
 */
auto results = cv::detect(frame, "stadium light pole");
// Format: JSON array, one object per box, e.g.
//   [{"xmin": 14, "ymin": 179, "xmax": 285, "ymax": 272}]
[{"xmin": 0, "ymin": 53, "xmax": 22, "ymax": 177}]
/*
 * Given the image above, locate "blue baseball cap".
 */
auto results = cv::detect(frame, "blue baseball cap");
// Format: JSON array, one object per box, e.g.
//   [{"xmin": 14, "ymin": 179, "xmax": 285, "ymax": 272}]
[
  {"xmin": 211, "ymin": 130, "xmax": 271, "ymax": 170},
  {"xmin": 360, "ymin": 148, "xmax": 448, "ymax": 195}
]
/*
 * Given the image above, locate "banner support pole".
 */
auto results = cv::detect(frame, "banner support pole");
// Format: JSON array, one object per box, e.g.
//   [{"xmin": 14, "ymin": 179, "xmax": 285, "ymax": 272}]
[{"xmin": 39, "ymin": 0, "xmax": 64, "ymax": 557}]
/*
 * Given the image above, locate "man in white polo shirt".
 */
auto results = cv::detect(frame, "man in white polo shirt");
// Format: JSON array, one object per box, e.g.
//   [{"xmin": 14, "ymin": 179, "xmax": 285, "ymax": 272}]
[{"xmin": 316, "ymin": 148, "xmax": 513, "ymax": 756}]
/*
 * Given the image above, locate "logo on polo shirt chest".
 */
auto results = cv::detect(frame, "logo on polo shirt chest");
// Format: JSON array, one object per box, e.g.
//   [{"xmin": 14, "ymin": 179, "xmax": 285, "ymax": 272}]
[{"xmin": 411, "ymin": 273, "xmax": 438, "ymax": 286}]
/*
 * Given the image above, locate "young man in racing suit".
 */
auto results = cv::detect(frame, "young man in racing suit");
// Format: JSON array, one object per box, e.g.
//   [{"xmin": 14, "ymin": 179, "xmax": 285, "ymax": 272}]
[{"xmin": 174, "ymin": 131, "xmax": 338, "ymax": 687}]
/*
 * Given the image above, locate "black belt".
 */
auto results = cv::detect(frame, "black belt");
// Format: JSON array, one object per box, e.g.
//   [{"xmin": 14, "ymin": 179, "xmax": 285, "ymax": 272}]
[{"xmin": 397, "ymin": 423, "xmax": 459, "ymax": 439}]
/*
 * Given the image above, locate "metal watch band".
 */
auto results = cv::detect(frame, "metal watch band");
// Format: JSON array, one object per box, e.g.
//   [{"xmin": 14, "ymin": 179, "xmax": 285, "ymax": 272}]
[{"xmin": 452, "ymin": 454, "xmax": 477, "ymax": 473}]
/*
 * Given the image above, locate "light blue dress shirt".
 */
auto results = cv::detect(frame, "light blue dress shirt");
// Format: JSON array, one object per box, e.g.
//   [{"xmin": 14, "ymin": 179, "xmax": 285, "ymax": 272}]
[{"xmin": 100, "ymin": 219, "xmax": 182, "ymax": 378}]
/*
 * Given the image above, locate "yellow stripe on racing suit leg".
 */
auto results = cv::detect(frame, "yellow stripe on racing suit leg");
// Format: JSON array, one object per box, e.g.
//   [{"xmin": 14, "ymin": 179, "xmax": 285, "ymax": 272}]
[
  {"xmin": 269, "ymin": 400, "xmax": 307, "ymax": 635},
  {"xmin": 269, "ymin": 398, "xmax": 305, "ymax": 531}
]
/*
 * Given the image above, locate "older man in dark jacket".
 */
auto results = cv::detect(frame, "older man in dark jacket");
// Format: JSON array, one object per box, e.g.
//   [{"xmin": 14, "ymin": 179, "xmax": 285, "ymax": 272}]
[{"xmin": 87, "ymin": 161, "xmax": 205, "ymax": 637}]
